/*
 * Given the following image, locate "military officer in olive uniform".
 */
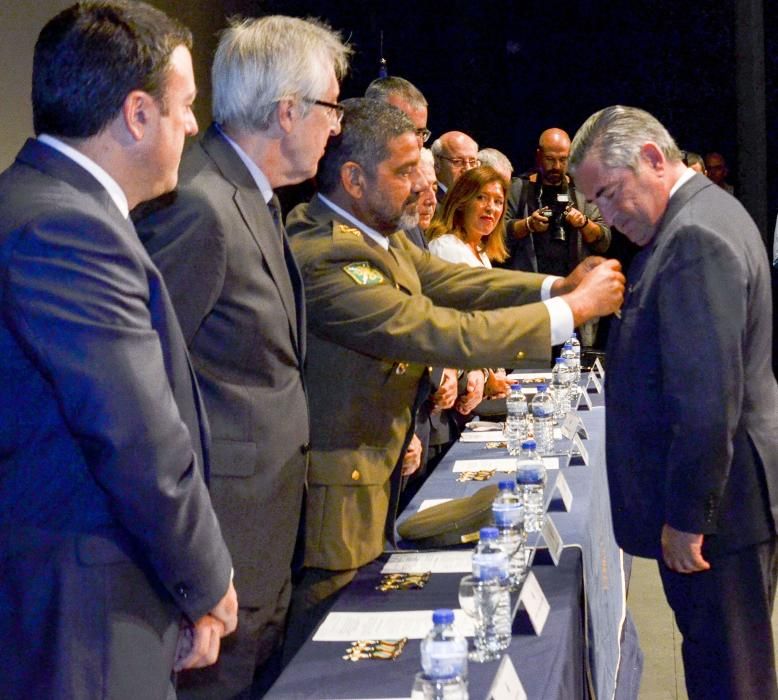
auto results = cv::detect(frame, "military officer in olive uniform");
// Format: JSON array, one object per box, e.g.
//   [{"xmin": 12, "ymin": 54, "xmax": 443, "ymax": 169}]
[{"xmin": 283, "ymin": 98, "xmax": 625, "ymax": 652}]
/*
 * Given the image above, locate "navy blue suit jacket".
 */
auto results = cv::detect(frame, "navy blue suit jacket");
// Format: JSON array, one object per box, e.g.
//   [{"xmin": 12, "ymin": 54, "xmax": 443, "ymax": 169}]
[{"xmin": 0, "ymin": 139, "xmax": 231, "ymax": 697}]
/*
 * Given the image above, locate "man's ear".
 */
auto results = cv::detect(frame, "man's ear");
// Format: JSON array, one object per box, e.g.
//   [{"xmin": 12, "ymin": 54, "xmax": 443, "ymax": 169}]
[
  {"xmin": 276, "ymin": 97, "xmax": 296, "ymax": 136},
  {"xmin": 640, "ymin": 142, "xmax": 665, "ymax": 172},
  {"xmin": 122, "ymin": 90, "xmax": 153, "ymax": 143},
  {"xmin": 340, "ymin": 161, "xmax": 366, "ymax": 199}
]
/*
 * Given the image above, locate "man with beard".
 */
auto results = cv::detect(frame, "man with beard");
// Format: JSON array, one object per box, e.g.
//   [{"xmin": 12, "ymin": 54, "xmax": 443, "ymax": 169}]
[
  {"xmin": 504, "ymin": 128, "xmax": 611, "ymax": 278},
  {"xmin": 283, "ymin": 98, "xmax": 625, "ymax": 647}
]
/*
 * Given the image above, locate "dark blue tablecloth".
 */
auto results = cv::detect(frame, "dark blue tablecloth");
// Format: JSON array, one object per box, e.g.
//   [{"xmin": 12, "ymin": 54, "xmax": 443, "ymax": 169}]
[{"xmin": 269, "ymin": 387, "xmax": 643, "ymax": 699}]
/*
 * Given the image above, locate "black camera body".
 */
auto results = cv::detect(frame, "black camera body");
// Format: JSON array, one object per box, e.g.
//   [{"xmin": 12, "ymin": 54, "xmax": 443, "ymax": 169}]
[{"xmin": 540, "ymin": 192, "xmax": 571, "ymax": 242}]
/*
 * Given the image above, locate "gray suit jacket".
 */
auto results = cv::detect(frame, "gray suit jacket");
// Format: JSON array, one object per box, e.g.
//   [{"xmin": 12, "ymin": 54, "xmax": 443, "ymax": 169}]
[
  {"xmin": 0, "ymin": 139, "xmax": 231, "ymax": 698},
  {"xmin": 136, "ymin": 125, "xmax": 309, "ymax": 609},
  {"xmin": 605, "ymin": 173, "xmax": 778, "ymax": 558}
]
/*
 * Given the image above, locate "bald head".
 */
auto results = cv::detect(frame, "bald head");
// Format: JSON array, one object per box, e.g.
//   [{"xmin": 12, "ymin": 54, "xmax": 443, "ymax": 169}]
[
  {"xmin": 537, "ymin": 127, "xmax": 571, "ymax": 185},
  {"xmin": 432, "ymin": 130, "xmax": 479, "ymax": 188}
]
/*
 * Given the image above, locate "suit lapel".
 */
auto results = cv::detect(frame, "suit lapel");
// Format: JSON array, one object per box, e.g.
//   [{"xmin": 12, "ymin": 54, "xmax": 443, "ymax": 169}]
[{"xmin": 200, "ymin": 127, "xmax": 302, "ymax": 359}]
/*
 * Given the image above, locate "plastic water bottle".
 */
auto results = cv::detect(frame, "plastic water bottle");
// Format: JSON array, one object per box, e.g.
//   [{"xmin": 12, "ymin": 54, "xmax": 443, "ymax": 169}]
[
  {"xmin": 504, "ymin": 384, "xmax": 528, "ymax": 455},
  {"xmin": 472, "ymin": 527, "xmax": 512, "ymax": 656},
  {"xmin": 419, "ymin": 608, "xmax": 469, "ymax": 699},
  {"xmin": 531, "ymin": 384, "xmax": 555, "ymax": 454},
  {"xmin": 516, "ymin": 439, "xmax": 547, "ymax": 533},
  {"xmin": 551, "ymin": 357, "xmax": 572, "ymax": 421},
  {"xmin": 562, "ymin": 342, "xmax": 580, "ymax": 406},
  {"xmin": 492, "ymin": 481, "xmax": 526, "ymax": 588},
  {"xmin": 567, "ymin": 332, "xmax": 582, "ymax": 374}
]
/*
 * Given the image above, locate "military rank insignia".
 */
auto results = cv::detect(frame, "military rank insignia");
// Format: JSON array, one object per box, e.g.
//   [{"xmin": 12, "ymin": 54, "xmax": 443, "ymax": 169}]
[
  {"xmin": 343, "ymin": 261, "xmax": 386, "ymax": 286},
  {"xmin": 342, "ymin": 638, "xmax": 408, "ymax": 661}
]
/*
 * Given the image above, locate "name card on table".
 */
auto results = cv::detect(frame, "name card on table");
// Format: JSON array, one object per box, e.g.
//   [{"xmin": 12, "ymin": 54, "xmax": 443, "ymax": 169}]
[
  {"xmin": 592, "ymin": 356, "xmax": 605, "ymax": 380},
  {"xmin": 569, "ymin": 433, "xmax": 590, "ymax": 466},
  {"xmin": 587, "ymin": 370, "xmax": 603, "ymax": 395},
  {"xmin": 513, "ymin": 570, "xmax": 550, "ymax": 636},
  {"xmin": 541, "ymin": 515, "xmax": 564, "ymax": 566},
  {"xmin": 487, "ymin": 654, "xmax": 527, "ymax": 700},
  {"xmin": 575, "ymin": 385, "xmax": 594, "ymax": 411},
  {"xmin": 560, "ymin": 413, "xmax": 582, "ymax": 440},
  {"xmin": 551, "ymin": 471, "xmax": 573, "ymax": 512}
]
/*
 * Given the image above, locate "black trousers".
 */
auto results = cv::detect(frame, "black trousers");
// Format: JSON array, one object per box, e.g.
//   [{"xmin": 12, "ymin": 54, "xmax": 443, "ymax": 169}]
[{"xmin": 658, "ymin": 538, "xmax": 778, "ymax": 700}]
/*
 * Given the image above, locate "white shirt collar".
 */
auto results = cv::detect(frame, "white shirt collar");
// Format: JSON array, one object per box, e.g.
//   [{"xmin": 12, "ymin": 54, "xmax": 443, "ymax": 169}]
[
  {"xmin": 215, "ymin": 124, "xmax": 274, "ymax": 205},
  {"xmin": 669, "ymin": 167, "xmax": 696, "ymax": 199},
  {"xmin": 37, "ymin": 134, "xmax": 130, "ymax": 218},
  {"xmin": 317, "ymin": 194, "xmax": 390, "ymax": 250}
]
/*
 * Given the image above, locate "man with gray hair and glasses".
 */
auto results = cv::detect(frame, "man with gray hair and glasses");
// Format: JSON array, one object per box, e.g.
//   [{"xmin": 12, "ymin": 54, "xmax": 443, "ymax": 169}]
[
  {"xmin": 571, "ymin": 105, "xmax": 778, "ymax": 699},
  {"xmin": 134, "ymin": 15, "xmax": 350, "ymax": 699}
]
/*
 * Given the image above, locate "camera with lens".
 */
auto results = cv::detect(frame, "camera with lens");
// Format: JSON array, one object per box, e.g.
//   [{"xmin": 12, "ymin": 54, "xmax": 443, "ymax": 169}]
[{"xmin": 540, "ymin": 192, "xmax": 571, "ymax": 242}]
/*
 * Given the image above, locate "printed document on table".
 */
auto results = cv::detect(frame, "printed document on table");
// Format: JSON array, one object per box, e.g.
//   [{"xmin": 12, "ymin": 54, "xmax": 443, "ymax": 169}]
[
  {"xmin": 312, "ymin": 609, "xmax": 475, "ymax": 641},
  {"xmin": 452, "ymin": 457, "xmax": 560, "ymax": 471},
  {"xmin": 381, "ymin": 550, "xmax": 472, "ymax": 574}
]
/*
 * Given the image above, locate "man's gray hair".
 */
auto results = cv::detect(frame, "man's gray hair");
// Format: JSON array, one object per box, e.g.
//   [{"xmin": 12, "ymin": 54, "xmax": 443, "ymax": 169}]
[
  {"xmin": 364, "ymin": 76, "xmax": 427, "ymax": 109},
  {"xmin": 477, "ymin": 148, "xmax": 513, "ymax": 177},
  {"xmin": 569, "ymin": 105, "xmax": 683, "ymax": 174},
  {"xmin": 317, "ymin": 98, "xmax": 415, "ymax": 194},
  {"xmin": 212, "ymin": 15, "xmax": 350, "ymax": 132}
]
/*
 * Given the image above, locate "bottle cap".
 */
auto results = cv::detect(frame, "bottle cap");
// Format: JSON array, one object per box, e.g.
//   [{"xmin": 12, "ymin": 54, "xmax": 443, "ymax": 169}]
[
  {"xmin": 498, "ymin": 480, "xmax": 514, "ymax": 491},
  {"xmin": 521, "ymin": 439, "xmax": 537, "ymax": 450},
  {"xmin": 479, "ymin": 526, "xmax": 499, "ymax": 540},
  {"xmin": 510, "ymin": 383, "xmax": 522, "ymax": 392},
  {"xmin": 555, "ymin": 357, "xmax": 566, "ymax": 365},
  {"xmin": 432, "ymin": 608, "xmax": 454, "ymax": 625},
  {"xmin": 536, "ymin": 383, "xmax": 547, "ymax": 391}
]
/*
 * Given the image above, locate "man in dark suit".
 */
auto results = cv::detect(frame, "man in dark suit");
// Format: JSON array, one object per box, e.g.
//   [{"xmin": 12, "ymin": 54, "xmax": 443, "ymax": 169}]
[
  {"xmin": 571, "ymin": 105, "xmax": 778, "ymax": 699},
  {"xmin": 0, "ymin": 3, "xmax": 237, "ymax": 698},
  {"xmin": 134, "ymin": 15, "xmax": 351, "ymax": 698}
]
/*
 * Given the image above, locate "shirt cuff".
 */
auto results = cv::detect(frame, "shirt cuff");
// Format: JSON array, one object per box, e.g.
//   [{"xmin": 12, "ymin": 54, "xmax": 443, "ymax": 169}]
[
  {"xmin": 540, "ymin": 275, "xmax": 563, "ymax": 301},
  {"xmin": 543, "ymin": 296, "xmax": 574, "ymax": 346}
]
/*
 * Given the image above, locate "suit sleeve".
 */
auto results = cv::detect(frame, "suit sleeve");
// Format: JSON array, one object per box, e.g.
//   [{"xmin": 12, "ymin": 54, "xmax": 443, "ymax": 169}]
[
  {"xmin": 298, "ymin": 240, "xmax": 552, "ymax": 369},
  {"xmin": 658, "ymin": 225, "xmax": 745, "ymax": 533},
  {"xmin": 6, "ymin": 211, "xmax": 231, "ymax": 621}
]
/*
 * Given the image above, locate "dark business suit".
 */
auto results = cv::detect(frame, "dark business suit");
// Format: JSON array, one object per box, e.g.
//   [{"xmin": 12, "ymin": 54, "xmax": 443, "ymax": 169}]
[
  {"xmin": 605, "ymin": 173, "xmax": 778, "ymax": 698},
  {"xmin": 0, "ymin": 139, "xmax": 232, "ymax": 699},
  {"xmin": 135, "ymin": 124, "xmax": 308, "ymax": 697}
]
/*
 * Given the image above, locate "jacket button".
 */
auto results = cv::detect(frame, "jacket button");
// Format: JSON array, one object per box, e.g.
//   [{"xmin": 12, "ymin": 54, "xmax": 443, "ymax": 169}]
[
  {"xmin": 175, "ymin": 583, "xmax": 189, "ymax": 599},
  {"xmin": 515, "ymin": 350, "xmax": 525, "ymax": 360},
  {"xmin": 351, "ymin": 469, "xmax": 361, "ymax": 481},
  {"xmin": 300, "ymin": 443, "xmax": 311, "ymax": 455}
]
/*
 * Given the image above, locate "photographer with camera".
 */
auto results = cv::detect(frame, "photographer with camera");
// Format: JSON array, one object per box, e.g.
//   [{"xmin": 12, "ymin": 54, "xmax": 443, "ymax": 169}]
[{"xmin": 504, "ymin": 128, "xmax": 610, "ymax": 280}]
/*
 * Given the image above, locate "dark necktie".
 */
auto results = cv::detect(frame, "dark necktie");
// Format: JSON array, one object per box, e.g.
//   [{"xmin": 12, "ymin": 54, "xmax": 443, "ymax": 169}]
[{"xmin": 267, "ymin": 193, "xmax": 285, "ymax": 238}]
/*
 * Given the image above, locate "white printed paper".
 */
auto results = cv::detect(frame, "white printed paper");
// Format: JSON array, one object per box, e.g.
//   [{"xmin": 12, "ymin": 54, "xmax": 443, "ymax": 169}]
[
  {"xmin": 312, "ymin": 609, "xmax": 475, "ymax": 642},
  {"xmin": 382, "ymin": 550, "xmax": 473, "ymax": 574}
]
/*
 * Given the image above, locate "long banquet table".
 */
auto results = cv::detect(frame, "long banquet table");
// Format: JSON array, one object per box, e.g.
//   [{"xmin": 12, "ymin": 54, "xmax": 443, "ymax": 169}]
[{"xmin": 268, "ymin": 387, "xmax": 643, "ymax": 700}]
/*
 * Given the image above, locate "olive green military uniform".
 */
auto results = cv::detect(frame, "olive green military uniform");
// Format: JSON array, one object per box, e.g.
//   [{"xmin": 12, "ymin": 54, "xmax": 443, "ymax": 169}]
[{"xmin": 287, "ymin": 195, "xmax": 553, "ymax": 575}]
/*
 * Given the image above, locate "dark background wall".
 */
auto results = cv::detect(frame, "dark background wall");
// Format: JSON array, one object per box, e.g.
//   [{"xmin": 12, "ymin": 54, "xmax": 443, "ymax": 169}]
[{"xmin": 1, "ymin": 0, "xmax": 775, "ymax": 254}]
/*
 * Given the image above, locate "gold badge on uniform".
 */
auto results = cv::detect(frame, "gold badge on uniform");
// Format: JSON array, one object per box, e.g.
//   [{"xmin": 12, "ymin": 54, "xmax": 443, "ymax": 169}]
[{"xmin": 343, "ymin": 261, "xmax": 386, "ymax": 286}]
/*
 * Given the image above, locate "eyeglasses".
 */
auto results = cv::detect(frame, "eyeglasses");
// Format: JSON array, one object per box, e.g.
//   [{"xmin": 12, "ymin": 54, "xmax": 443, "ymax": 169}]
[
  {"xmin": 415, "ymin": 127, "xmax": 432, "ymax": 143},
  {"xmin": 304, "ymin": 98, "xmax": 345, "ymax": 125},
  {"xmin": 438, "ymin": 155, "xmax": 480, "ymax": 168}
]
